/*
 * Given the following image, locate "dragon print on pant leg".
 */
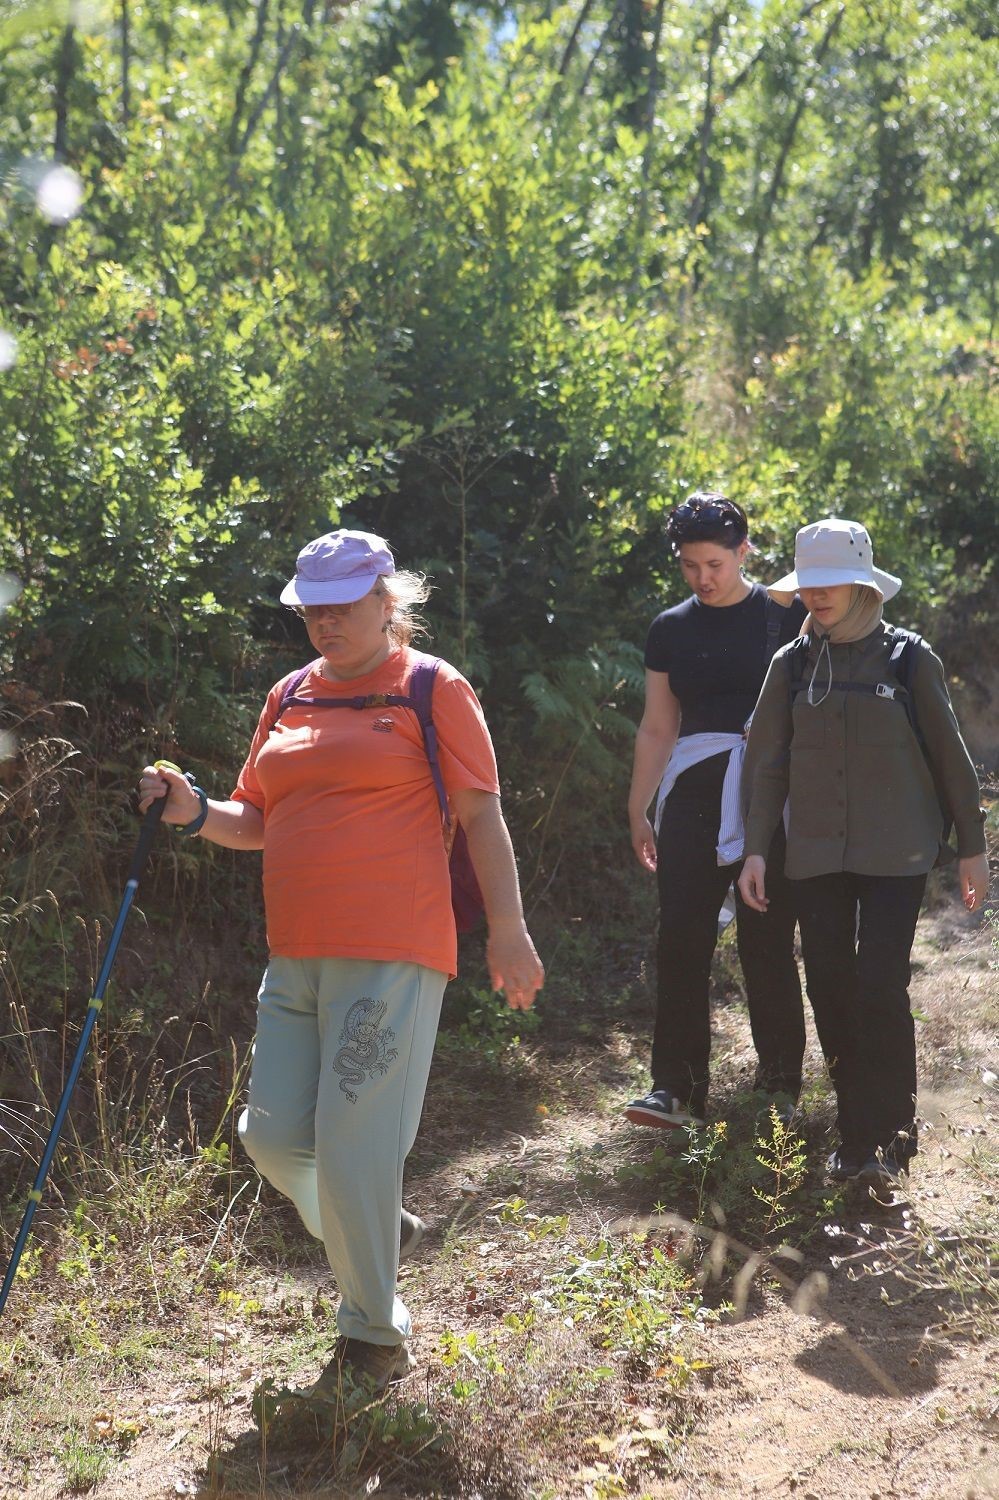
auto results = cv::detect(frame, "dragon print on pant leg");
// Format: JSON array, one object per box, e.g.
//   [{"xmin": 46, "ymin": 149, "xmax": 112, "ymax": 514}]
[{"xmin": 332, "ymin": 995, "xmax": 399, "ymax": 1103}]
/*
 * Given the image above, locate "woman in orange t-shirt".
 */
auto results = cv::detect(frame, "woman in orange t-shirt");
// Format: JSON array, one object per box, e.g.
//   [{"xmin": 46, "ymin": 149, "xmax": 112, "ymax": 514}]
[{"xmin": 139, "ymin": 529, "xmax": 543, "ymax": 1395}]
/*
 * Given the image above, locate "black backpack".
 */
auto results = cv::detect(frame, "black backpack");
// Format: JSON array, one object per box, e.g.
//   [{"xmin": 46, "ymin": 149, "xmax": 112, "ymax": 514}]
[{"xmin": 786, "ymin": 626, "xmax": 953, "ymax": 846}]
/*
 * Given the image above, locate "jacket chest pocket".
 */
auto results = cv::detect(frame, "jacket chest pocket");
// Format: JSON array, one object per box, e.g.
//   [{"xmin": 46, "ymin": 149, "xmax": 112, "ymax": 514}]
[
  {"xmin": 854, "ymin": 693, "xmax": 912, "ymax": 747},
  {"xmin": 791, "ymin": 698, "xmax": 827, "ymax": 747}
]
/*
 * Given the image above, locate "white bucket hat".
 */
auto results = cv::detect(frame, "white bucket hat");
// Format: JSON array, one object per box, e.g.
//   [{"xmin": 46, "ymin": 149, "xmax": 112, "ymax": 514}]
[{"xmin": 768, "ymin": 518, "xmax": 901, "ymax": 604}]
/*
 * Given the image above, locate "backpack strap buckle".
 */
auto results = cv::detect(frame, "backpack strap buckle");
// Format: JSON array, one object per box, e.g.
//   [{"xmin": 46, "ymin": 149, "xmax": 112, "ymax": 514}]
[{"xmin": 875, "ymin": 682, "xmax": 897, "ymax": 699}]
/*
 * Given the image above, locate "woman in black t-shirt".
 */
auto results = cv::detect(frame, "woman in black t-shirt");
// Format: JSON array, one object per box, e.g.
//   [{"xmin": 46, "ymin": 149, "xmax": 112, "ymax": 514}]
[{"xmin": 625, "ymin": 493, "xmax": 806, "ymax": 1128}]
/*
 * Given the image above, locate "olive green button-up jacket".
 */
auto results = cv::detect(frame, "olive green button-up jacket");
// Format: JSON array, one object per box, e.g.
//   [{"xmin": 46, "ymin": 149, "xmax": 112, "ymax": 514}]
[{"xmin": 742, "ymin": 624, "xmax": 986, "ymax": 880}]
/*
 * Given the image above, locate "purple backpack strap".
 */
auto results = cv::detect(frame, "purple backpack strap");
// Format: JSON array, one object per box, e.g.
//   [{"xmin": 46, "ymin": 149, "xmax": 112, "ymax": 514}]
[
  {"xmin": 409, "ymin": 657, "xmax": 484, "ymax": 933},
  {"xmin": 408, "ymin": 657, "xmax": 451, "ymax": 828},
  {"xmin": 270, "ymin": 660, "xmax": 321, "ymax": 728}
]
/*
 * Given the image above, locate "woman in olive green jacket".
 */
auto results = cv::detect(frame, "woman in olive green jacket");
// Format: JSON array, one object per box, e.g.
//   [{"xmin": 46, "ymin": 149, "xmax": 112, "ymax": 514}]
[{"xmin": 739, "ymin": 519, "xmax": 989, "ymax": 1195}]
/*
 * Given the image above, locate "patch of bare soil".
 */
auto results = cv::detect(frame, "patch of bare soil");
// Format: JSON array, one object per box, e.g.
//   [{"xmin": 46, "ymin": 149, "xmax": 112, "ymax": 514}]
[
  {"xmin": 664, "ymin": 902, "xmax": 999, "ymax": 1500},
  {"xmin": 681, "ymin": 1157, "xmax": 998, "ymax": 1500},
  {"xmin": 3, "ymin": 904, "xmax": 996, "ymax": 1500}
]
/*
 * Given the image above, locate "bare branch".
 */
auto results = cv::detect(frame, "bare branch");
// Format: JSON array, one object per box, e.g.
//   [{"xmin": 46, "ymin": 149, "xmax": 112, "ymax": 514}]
[
  {"xmin": 576, "ymin": 0, "xmax": 624, "ymax": 101},
  {"xmin": 751, "ymin": 5, "xmax": 846, "ymax": 273},
  {"xmin": 557, "ymin": 0, "xmax": 600, "ymax": 77},
  {"xmin": 687, "ymin": 11, "xmax": 724, "ymax": 234},
  {"xmin": 227, "ymin": 0, "xmax": 272, "ymax": 155}
]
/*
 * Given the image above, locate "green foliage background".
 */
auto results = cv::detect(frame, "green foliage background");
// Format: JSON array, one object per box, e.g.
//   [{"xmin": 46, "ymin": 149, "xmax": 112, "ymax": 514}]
[{"xmin": 1, "ymin": 0, "xmax": 996, "ymax": 1028}]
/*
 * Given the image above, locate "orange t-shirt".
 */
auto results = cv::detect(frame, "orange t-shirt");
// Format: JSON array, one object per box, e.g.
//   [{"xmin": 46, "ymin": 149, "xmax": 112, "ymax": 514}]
[{"xmin": 232, "ymin": 647, "xmax": 499, "ymax": 978}]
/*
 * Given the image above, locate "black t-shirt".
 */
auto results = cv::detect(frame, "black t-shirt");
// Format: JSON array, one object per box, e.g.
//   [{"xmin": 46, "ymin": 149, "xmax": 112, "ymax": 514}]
[{"xmin": 644, "ymin": 583, "xmax": 806, "ymax": 737}]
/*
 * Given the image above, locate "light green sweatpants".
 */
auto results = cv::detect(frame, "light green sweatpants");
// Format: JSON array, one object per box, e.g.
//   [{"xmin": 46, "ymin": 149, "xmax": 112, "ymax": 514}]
[{"xmin": 237, "ymin": 956, "xmax": 447, "ymax": 1345}]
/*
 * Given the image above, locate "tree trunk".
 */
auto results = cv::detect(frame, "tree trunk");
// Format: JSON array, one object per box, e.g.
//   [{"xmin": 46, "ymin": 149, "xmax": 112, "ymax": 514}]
[
  {"xmin": 228, "ymin": 0, "xmax": 272, "ymax": 155},
  {"xmin": 633, "ymin": 0, "xmax": 667, "ymax": 282},
  {"xmin": 687, "ymin": 13, "xmax": 723, "ymax": 235},
  {"xmin": 120, "ymin": 0, "xmax": 131, "ymax": 127},
  {"xmin": 53, "ymin": 23, "xmax": 76, "ymax": 160},
  {"xmin": 750, "ymin": 5, "xmax": 845, "ymax": 278},
  {"xmin": 619, "ymin": 0, "xmax": 646, "ymax": 128},
  {"xmin": 859, "ymin": 50, "xmax": 910, "ymax": 272}
]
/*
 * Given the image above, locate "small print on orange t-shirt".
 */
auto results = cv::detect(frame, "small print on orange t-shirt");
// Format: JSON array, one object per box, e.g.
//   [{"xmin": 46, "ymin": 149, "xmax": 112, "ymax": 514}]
[{"xmin": 232, "ymin": 647, "xmax": 499, "ymax": 979}]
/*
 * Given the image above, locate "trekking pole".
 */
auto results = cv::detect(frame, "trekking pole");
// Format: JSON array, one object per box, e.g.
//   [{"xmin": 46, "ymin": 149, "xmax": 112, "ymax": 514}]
[{"xmin": 0, "ymin": 760, "xmax": 181, "ymax": 1318}]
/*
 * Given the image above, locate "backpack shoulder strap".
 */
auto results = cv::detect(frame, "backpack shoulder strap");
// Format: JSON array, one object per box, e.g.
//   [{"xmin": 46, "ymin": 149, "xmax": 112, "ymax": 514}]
[
  {"xmin": 764, "ymin": 595, "xmax": 785, "ymax": 668},
  {"xmin": 271, "ymin": 660, "xmax": 321, "ymax": 729},
  {"xmin": 407, "ymin": 656, "xmax": 450, "ymax": 826},
  {"xmin": 885, "ymin": 627, "xmax": 923, "ymax": 740},
  {"xmin": 886, "ymin": 626, "xmax": 921, "ymax": 679},
  {"xmin": 786, "ymin": 633, "xmax": 810, "ymax": 688},
  {"xmin": 885, "ymin": 627, "xmax": 951, "ymax": 841}
]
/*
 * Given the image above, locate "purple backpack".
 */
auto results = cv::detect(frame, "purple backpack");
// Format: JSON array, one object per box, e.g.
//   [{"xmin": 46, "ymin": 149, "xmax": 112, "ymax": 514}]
[{"xmin": 270, "ymin": 655, "xmax": 485, "ymax": 933}]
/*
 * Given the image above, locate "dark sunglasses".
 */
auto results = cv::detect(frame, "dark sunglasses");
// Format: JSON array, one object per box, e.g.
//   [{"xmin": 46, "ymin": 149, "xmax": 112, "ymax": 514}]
[{"xmin": 666, "ymin": 495, "xmax": 747, "ymax": 544}]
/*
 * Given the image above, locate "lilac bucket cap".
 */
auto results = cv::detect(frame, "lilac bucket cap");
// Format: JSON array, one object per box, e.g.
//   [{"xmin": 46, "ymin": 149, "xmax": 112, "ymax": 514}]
[
  {"xmin": 768, "ymin": 519, "xmax": 901, "ymax": 604},
  {"xmin": 280, "ymin": 529, "xmax": 395, "ymax": 606}
]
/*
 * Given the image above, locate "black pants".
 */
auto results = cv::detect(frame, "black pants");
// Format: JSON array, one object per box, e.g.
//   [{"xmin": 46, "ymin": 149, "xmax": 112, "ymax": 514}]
[
  {"xmin": 796, "ymin": 870, "xmax": 926, "ymax": 1165},
  {"xmin": 652, "ymin": 757, "xmax": 805, "ymax": 1117}
]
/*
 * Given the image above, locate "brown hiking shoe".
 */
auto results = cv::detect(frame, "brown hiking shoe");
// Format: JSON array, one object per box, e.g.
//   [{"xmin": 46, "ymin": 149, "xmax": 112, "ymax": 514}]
[{"xmin": 310, "ymin": 1336, "xmax": 415, "ymax": 1398}]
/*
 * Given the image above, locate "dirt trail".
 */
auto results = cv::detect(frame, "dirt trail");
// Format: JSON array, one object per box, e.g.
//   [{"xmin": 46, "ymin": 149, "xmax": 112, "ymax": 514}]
[
  {"xmin": 3, "ymin": 905, "xmax": 996, "ymax": 1500},
  {"xmin": 679, "ymin": 1144, "xmax": 998, "ymax": 1500},
  {"xmin": 674, "ymin": 905, "xmax": 998, "ymax": 1500}
]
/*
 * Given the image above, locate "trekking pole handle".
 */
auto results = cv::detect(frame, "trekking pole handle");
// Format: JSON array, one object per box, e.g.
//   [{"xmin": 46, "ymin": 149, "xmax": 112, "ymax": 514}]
[{"xmin": 125, "ymin": 764, "xmax": 175, "ymax": 884}]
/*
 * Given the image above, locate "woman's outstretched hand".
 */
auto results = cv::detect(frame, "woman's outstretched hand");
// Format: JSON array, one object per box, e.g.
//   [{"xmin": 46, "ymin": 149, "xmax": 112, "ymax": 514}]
[
  {"xmin": 738, "ymin": 854, "xmax": 769, "ymax": 912},
  {"xmin": 959, "ymin": 853, "xmax": 990, "ymax": 912},
  {"xmin": 487, "ymin": 922, "xmax": 545, "ymax": 1012},
  {"xmin": 630, "ymin": 814, "xmax": 657, "ymax": 872}
]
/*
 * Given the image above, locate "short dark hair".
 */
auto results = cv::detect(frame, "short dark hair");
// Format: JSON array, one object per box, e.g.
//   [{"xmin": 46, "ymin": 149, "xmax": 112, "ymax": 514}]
[{"xmin": 665, "ymin": 491, "xmax": 749, "ymax": 554}]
